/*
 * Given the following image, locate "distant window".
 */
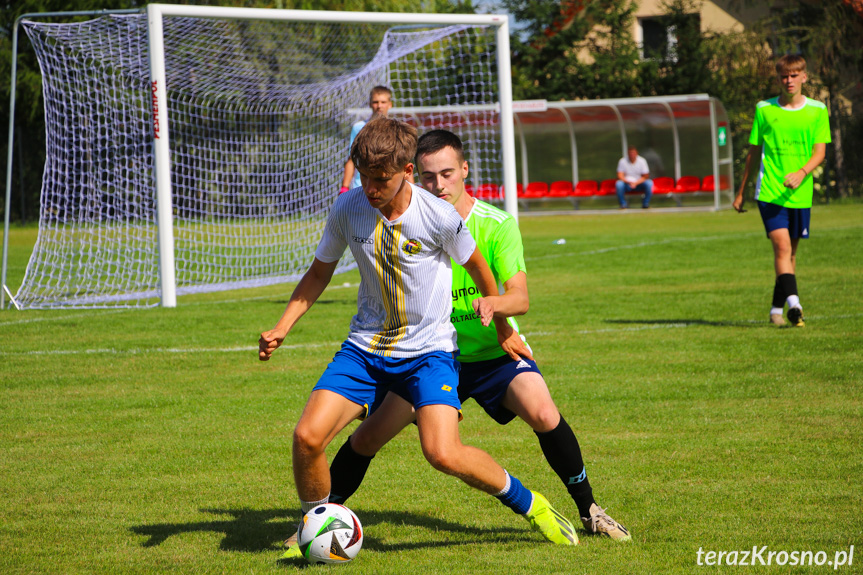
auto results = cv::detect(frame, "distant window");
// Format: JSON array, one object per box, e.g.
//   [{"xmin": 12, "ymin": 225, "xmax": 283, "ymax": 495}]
[{"xmin": 639, "ymin": 13, "xmax": 700, "ymax": 61}]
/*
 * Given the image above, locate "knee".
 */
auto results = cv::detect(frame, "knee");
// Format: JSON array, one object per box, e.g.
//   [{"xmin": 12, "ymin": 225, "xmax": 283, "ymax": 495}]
[
  {"xmin": 526, "ymin": 405, "xmax": 561, "ymax": 434},
  {"xmin": 421, "ymin": 443, "xmax": 460, "ymax": 475},
  {"xmin": 615, "ymin": 180, "xmax": 625, "ymax": 193},
  {"xmin": 293, "ymin": 423, "xmax": 327, "ymax": 456},
  {"xmin": 644, "ymin": 179, "xmax": 653, "ymax": 192},
  {"xmin": 350, "ymin": 425, "xmax": 384, "ymax": 457}
]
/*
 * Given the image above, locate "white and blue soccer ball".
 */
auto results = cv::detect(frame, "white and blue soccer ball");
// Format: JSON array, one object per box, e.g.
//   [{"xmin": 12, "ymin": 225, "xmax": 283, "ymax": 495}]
[{"xmin": 297, "ymin": 503, "xmax": 364, "ymax": 565}]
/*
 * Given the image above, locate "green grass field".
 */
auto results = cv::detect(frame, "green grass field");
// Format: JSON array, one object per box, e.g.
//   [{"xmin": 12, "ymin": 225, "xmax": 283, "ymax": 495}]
[{"xmin": 2, "ymin": 205, "xmax": 861, "ymax": 574}]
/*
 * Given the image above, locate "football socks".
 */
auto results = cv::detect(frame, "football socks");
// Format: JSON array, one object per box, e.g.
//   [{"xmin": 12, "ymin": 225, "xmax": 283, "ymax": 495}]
[
  {"xmin": 772, "ymin": 277, "xmax": 785, "ymax": 309},
  {"xmin": 777, "ymin": 273, "xmax": 798, "ymax": 305},
  {"xmin": 301, "ymin": 496, "xmax": 329, "ymax": 514},
  {"xmin": 328, "ymin": 435, "xmax": 375, "ymax": 504},
  {"xmin": 535, "ymin": 415, "xmax": 595, "ymax": 518},
  {"xmin": 494, "ymin": 471, "xmax": 533, "ymax": 515}
]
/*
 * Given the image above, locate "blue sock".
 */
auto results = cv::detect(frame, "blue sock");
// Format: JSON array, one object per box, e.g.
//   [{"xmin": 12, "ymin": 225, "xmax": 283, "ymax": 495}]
[{"xmin": 494, "ymin": 471, "xmax": 533, "ymax": 515}]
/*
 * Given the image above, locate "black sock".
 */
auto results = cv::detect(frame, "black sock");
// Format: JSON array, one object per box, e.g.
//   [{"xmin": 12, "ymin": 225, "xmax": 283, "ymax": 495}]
[
  {"xmin": 772, "ymin": 277, "xmax": 785, "ymax": 309},
  {"xmin": 328, "ymin": 435, "xmax": 374, "ymax": 504},
  {"xmin": 777, "ymin": 273, "xmax": 798, "ymax": 301},
  {"xmin": 535, "ymin": 415, "xmax": 595, "ymax": 517}
]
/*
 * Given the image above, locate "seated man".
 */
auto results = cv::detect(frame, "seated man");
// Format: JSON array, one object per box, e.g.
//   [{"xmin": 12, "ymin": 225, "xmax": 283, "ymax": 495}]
[{"xmin": 615, "ymin": 145, "xmax": 653, "ymax": 209}]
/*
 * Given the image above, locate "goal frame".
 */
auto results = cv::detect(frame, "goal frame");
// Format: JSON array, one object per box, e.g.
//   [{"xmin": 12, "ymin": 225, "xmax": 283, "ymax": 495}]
[{"xmin": 2, "ymin": 4, "xmax": 518, "ymax": 309}]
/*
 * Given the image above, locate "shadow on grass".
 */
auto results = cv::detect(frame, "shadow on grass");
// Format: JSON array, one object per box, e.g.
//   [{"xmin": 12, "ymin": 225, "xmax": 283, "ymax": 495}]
[
  {"xmin": 604, "ymin": 318, "xmax": 759, "ymax": 328},
  {"xmin": 130, "ymin": 507, "xmax": 531, "ymax": 555}
]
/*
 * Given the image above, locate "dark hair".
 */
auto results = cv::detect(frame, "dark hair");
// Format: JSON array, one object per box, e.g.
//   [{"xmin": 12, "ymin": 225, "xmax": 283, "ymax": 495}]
[
  {"xmin": 776, "ymin": 54, "xmax": 806, "ymax": 74},
  {"xmin": 416, "ymin": 129, "xmax": 465, "ymax": 163},
  {"xmin": 351, "ymin": 116, "xmax": 417, "ymax": 174}
]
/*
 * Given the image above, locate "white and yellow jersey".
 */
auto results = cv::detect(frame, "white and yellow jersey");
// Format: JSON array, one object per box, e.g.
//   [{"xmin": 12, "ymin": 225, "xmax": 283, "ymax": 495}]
[{"xmin": 316, "ymin": 183, "xmax": 476, "ymax": 358}]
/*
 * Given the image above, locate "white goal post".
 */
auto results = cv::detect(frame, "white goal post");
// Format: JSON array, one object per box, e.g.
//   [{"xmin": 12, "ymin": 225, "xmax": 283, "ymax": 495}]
[{"xmin": 2, "ymin": 4, "xmax": 517, "ymax": 309}]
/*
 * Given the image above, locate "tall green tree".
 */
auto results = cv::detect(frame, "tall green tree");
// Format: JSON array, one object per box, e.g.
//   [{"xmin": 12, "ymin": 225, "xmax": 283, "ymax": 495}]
[{"xmin": 503, "ymin": 0, "xmax": 644, "ymax": 100}]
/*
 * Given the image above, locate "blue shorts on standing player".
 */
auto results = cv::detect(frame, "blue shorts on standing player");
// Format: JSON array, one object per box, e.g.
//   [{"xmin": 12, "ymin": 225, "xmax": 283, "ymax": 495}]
[
  {"xmin": 758, "ymin": 200, "xmax": 810, "ymax": 239},
  {"xmin": 390, "ymin": 353, "xmax": 542, "ymax": 424},
  {"xmin": 313, "ymin": 341, "xmax": 462, "ymax": 417}
]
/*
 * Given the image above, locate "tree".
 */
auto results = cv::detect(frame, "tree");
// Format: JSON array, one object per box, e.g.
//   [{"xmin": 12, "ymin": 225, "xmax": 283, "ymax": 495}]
[
  {"xmin": 502, "ymin": 0, "xmax": 644, "ymax": 100},
  {"xmin": 752, "ymin": 0, "xmax": 863, "ymax": 198}
]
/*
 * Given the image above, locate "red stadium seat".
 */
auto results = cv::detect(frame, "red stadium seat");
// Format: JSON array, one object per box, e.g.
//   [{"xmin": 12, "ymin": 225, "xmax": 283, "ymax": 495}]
[
  {"xmin": 675, "ymin": 176, "xmax": 701, "ymax": 193},
  {"xmin": 599, "ymin": 179, "xmax": 617, "ymax": 196},
  {"xmin": 548, "ymin": 181, "xmax": 573, "ymax": 197},
  {"xmin": 524, "ymin": 182, "xmax": 548, "ymax": 198},
  {"xmin": 474, "ymin": 183, "xmax": 500, "ymax": 201},
  {"xmin": 701, "ymin": 174, "xmax": 730, "ymax": 192},
  {"xmin": 653, "ymin": 177, "xmax": 674, "ymax": 194},
  {"xmin": 573, "ymin": 180, "xmax": 598, "ymax": 196},
  {"xmin": 500, "ymin": 183, "xmax": 523, "ymax": 198}
]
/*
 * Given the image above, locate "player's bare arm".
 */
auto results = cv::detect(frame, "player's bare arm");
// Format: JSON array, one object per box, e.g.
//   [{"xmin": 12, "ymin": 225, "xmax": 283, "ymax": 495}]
[
  {"xmin": 259, "ymin": 258, "xmax": 339, "ymax": 361},
  {"xmin": 342, "ymin": 157, "xmax": 355, "ymax": 189},
  {"xmin": 734, "ymin": 145, "xmax": 761, "ymax": 213},
  {"xmin": 783, "ymin": 143, "xmax": 826, "ymax": 190},
  {"xmin": 461, "ymin": 249, "xmax": 531, "ymax": 360},
  {"xmin": 478, "ymin": 271, "xmax": 529, "ymax": 318}
]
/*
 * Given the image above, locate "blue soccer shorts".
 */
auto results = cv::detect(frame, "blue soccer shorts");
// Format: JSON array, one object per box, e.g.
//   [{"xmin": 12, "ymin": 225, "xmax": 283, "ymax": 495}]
[
  {"xmin": 758, "ymin": 201, "xmax": 811, "ymax": 239},
  {"xmin": 391, "ymin": 353, "xmax": 543, "ymax": 425},
  {"xmin": 313, "ymin": 341, "xmax": 461, "ymax": 418}
]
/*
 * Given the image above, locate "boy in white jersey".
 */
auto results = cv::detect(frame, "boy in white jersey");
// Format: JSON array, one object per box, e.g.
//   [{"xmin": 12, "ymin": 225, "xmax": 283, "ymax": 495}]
[
  {"xmin": 261, "ymin": 118, "xmax": 577, "ymax": 560},
  {"xmin": 281, "ymin": 130, "xmax": 630, "ymax": 549},
  {"xmin": 733, "ymin": 54, "xmax": 830, "ymax": 327}
]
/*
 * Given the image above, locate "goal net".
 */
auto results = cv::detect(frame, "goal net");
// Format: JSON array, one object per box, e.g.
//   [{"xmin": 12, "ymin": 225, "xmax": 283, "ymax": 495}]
[{"xmin": 13, "ymin": 7, "xmax": 507, "ymax": 308}]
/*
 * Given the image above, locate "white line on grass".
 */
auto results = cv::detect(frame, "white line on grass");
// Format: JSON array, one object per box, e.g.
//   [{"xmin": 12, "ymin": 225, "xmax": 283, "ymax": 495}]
[
  {"xmin": 527, "ymin": 234, "xmax": 744, "ymax": 261},
  {"xmin": 526, "ymin": 223, "xmax": 863, "ymax": 262},
  {"xmin": 6, "ymin": 312, "xmax": 861, "ymax": 358},
  {"xmin": 0, "ymin": 341, "xmax": 341, "ymax": 358},
  {"xmin": 0, "ymin": 307, "xmax": 130, "ymax": 328},
  {"xmin": 0, "ymin": 283, "xmax": 360, "ymax": 327}
]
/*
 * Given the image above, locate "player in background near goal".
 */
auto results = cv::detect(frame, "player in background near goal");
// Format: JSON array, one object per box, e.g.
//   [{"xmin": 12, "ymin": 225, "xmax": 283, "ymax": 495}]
[
  {"xmin": 340, "ymin": 86, "xmax": 394, "ymax": 194},
  {"xmin": 261, "ymin": 118, "xmax": 578, "ymax": 561},
  {"xmin": 733, "ymin": 54, "xmax": 831, "ymax": 327},
  {"xmin": 281, "ymin": 129, "xmax": 629, "ymax": 559}
]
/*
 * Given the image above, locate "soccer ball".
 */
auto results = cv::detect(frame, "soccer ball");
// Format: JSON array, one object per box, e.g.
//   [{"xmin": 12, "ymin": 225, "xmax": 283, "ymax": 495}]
[{"xmin": 297, "ymin": 503, "xmax": 363, "ymax": 565}]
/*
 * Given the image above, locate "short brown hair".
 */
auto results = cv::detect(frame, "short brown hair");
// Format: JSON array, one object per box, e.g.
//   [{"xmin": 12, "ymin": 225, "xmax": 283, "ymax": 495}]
[
  {"xmin": 776, "ymin": 54, "xmax": 806, "ymax": 75},
  {"xmin": 369, "ymin": 86, "xmax": 392, "ymax": 102},
  {"xmin": 351, "ymin": 117, "xmax": 417, "ymax": 175}
]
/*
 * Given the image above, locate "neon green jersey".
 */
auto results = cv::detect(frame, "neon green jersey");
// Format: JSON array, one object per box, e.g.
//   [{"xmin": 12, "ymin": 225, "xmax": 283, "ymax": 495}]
[
  {"xmin": 451, "ymin": 200, "xmax": 526, "ymax": 362},
  {"xmin": 749, "ymin": 97, "xmax": 831, "ymax": 208}
]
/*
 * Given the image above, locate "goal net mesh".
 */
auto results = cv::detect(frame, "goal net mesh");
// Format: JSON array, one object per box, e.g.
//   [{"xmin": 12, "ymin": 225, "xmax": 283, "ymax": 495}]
[{"xmin": 16, "ymin": 13, "xmax": 502, "ymax": 308}]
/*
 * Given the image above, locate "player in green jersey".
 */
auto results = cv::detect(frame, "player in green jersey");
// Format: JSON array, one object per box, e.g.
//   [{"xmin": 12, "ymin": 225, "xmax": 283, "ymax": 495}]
[
  {"xmin": 733, "ymin": 54, "xmax": 831, "ymax": 327},
  {"xmin": 290, "ymin": 130, "xmax": 630, "ymax": 544}
]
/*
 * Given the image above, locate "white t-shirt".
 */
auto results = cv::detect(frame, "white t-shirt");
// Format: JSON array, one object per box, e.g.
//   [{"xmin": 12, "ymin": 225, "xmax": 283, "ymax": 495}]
[
  {"xmin": 616, "ymin": 155, "xmax": 650, "ymax": 184},
  {"xmin": 316, "ymin": 183, "xmax": 477, "ymax": 358}
]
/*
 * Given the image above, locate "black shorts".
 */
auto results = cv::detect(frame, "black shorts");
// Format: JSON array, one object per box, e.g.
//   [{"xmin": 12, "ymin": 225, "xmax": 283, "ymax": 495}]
[{"xmin": 457, "ymin": 355, "xmax": 543, "ymax": 425}]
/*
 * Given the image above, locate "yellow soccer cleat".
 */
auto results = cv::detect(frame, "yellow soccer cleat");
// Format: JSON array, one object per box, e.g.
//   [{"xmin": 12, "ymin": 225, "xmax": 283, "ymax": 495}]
[{"xmin": 523, "ymin": 491, "xmax": 578, "ymax": 545}]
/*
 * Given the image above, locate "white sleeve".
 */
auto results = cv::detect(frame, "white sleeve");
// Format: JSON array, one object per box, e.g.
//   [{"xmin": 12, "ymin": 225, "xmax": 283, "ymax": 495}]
[
  {"xmin": 442, "ymin": 209, "xmax": 476, "ymax": 266},
  {"xmin": 314, "ymin": 204, "xmax": 348, "ymax": 263},
  {"xmin": 616, "ymin": 158, "xmax": 626, "ymax": 173}
]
